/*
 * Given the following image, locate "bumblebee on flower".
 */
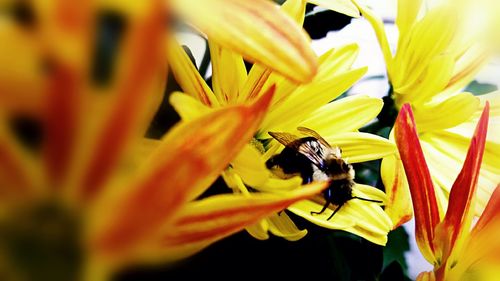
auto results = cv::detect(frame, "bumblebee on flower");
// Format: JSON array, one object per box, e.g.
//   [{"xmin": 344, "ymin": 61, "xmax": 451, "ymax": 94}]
[{"xmin": 168, "ymin": 0, "xmax": 395, "ymax": 245}]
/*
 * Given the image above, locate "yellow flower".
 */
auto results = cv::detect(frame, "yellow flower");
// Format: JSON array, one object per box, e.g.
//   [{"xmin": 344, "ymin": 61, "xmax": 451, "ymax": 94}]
[
  {"xmin": 394, "ymin": 102, "xmax": 500, "ymax": 281},
  {"xmin": 353, "ymin": 0, "xmax": 500, "ymax": 226},
  {"xmin": 0, "ymin": 0, "xmax": 329, "ymax": 279},
  {"xmin": 168, "ymin": 0, "xmax": 395, "ymax": 245}
]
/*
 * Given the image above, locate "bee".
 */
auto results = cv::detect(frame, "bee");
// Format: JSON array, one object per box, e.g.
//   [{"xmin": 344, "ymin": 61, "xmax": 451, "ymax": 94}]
[{"xmin": 266, "ymin": 127, "xmax": 381, "ymax": 220}]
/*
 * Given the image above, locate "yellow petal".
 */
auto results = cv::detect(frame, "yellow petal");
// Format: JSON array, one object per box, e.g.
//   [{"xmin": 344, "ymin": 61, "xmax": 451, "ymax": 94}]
[
  {"xmin": 447, "ymin": 92, "xmax": 500, "ymax": 146},
  {"xmin": 289, "ymin": 192, "xmax": 392, "ymax": 245},
  {"xmin": 316, "ymin": 43, "xmax": 360, "ymax": 80},
  {"xmin": 300, "ymin": 95, "xmax": 383, "ymax": 135},
  {"xmin": 395, "ymin": 0, "xmax": 423, "ymax": 37},
  {"xmin": 169, "ymin": 92, "xmax": 211, "ymax": 121},
  {"xmin": 150, "ymin": 181, "xmax": 327, "ymax": 262},
  {"xmin": 353, "ymin": 1, "xmax": 393, "ymax": 73},
  {"xmin": 209, "ymin": 41, "xmax": 247, "ymax": 104},
  {"xmin": 167, "ymin": 38, "xmax": 219, "ymax": 106},
  {"xmin": 246, "ymin": 220, "xmax": 271, "ymax": 240},
  {"xmin": 238, "ymin": 64, "xmax": 273, "ymax": 102},
  {"xmin": 396, "ymin": 54, "xmax": 455, "ymax": 103},
  {"xmin": 88, "ymin": 89, "xmax": 274, "ymax": 260},
  {"xmin": 416, "ymin": 271, "xmax": 436, "ymax": 281},
  {"xmin": 381, "ymin": 154, "xmax": 413, "ymax": 228},
  {"xmin": 252, "ymin": 43, "xmax": 361, "ymax": 110},
  {"xmin": 288, "ymin": 199, "xmax": 355, "ymax": 229},
  {"xmin": 0, "ymin": 21, "xmax": 45, "ymax": 117},
  {"xmin": 413, "ymin": 93, "xmax": 480, "ymax": 132},
  {"xmin": 354, "ymin": 183, "xmax": 388, "ymax": 205},
  {"xmin": 282, "ymin": 0, "xmax": 307, "ymax": 25},
  {"xmin": 172, "ymin": 0, "xmax": 318, "ymax": 83},
  {"xmin": 392, "ymin": 4, "xmax": 458, "ymax": 91},
  {"xmin": 232, "ymin": 144, "xmax": 269, "ymax": 187},
  {"xmin": 268, "ymin": 212, "xmax": 308, "ymax": 241},
  {"xmin": 324, "ymin": 132, "xmax": 396, "ymax": 163},
  {"xmin": 444, "ymin": 45, "xmax": 489, "ymax": 96},
  {"xmin": 308, "ymin": 0, "xmax": 360, "ymax": 18},
  {"xmin": 256, "ymin": 176, "xmax": 304, "ymax": 193},
  {"xmin": 261, "ymin": 67, "xmax": 367, "ymax": 132}
]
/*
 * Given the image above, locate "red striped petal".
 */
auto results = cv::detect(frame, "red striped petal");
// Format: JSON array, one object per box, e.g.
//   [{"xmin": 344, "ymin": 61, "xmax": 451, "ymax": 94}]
[
  {"xmin": 440, "ymin": 102, "xmax": 489, "ymax": 253},
  {"xmin": 395, "ymin": 103, "xmax": 441, "ymax": 261},
  {"xmin": 43, "ymin": 63, "xmax": 83, "ymax": 188},
  {"xmin": 472, "ymin": 183, "xmax": 500, "ymax": 235},
  {"xmin": 37, "ymin": 0, "xmax": 92, "ymax": 189},
  {"xmin": 153, "ymin": 182, "xmax": 326, "ymax": 262},
  {"xmin": 78, "ymin": 3, "xmax": 167, "ymax": 202},
  {"xmin": 90, "ymin": 87, "xmax": 274, "ymax": 259}
]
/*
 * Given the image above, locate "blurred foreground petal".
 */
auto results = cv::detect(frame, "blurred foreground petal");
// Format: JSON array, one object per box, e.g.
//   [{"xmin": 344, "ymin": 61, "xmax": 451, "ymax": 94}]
[
  {"xmin": 151, "ymin": 182, "xmax": 326, "ymax": 262},
  {"xmin": 89, "ymin": 87, "xmax": 274, "ymax": 261},
  {"xmin": 172, "ymin": 0, "xmax": 318, "ymax": 83}
]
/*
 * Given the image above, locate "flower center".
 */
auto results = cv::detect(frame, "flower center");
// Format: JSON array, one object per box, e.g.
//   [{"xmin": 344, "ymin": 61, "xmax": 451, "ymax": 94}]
[
  {"xmin": 250, "ymin": 137, "xmax": 266, "ymax": 154},
  {"xmin": 0, "ymin": 201, "xmax": 82, "ymax": 281}
]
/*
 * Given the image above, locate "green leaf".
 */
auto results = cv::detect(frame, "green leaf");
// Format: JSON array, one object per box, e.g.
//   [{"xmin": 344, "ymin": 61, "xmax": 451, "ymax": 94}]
[
  {"xmin": 465, "ymin": 80, "xmax": 498, "ymax": 96},
  {"xmin": 380, "ymin": 261, "xmax": 412, "ymax": 281},
  {"xmin": 383, "ymin": 226, "xmax": 410, "ymax": 274}
]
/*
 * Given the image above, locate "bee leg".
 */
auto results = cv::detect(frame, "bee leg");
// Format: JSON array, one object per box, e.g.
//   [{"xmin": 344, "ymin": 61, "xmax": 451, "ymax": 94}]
[
  {"xmin": 351, "ymin": 196, "xmax": 383, "ymax": 203},
  {"xmin": 310, "ymin": 199, "xmax": 330, "ymax": 216},
  {"xmin": 327, "ymin": 204, "xmax": 343, "ymax": 221}
]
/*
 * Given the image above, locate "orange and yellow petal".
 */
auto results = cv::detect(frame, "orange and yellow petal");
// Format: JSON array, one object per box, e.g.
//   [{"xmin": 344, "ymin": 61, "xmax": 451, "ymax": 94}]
[
  {"xmin": 172, "ymin": 0, "xmax": 318, "ymax": 83},
  {"xmin": 167, "ymin": 39, "xmax": 220, "ymax": 106},
  {"xmin": 209, "ymin": 41, "xmax": 247, "ymax": 104},
  {"xmin": 88, "ymin": 89, "xmax": 274, "ymax": 261},
  {"xmin": 381, "ymin": 154, "xmax": 413, "ymax": 228},
  {"xmin": 435, "ymin": 103, "xmax": 489, "ymax": 264},
  {"xmin": 72, "ymin": 4, "xmax": 167, "ymax": 203},
  {"xmin": 148, "ymin": 181, "xmax": 326, "ymax": 262},
  {"xmin": 394, "ymin": 104, "xmax": 441, "ymax": 263}
]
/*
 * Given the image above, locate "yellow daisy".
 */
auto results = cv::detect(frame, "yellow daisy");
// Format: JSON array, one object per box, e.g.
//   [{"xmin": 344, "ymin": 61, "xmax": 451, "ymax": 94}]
[
  {"xmin": 352, "ymin": 0, "xmax": 500, "ymax": 226},
  {"xmin": 167, "ymin": 0, "xmax": 395, "ymax": 245},
  {"xmin": 0, "ymin": 1, "xmax": 329, "ymax": 279}
]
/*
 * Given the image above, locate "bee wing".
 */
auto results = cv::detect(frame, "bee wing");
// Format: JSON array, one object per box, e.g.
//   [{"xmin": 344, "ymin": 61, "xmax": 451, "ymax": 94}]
[
  {"xmin": 269, "ymin": 130, "xmax": 327, "ymax": 168},
  {"xmin": 297, "ymin": 127, "xmax": 331, "ymax": 148},
  {"xmin": 268, "ymin": 131, "xmax": 301, "ymax": 147},
  {"xmin": 297, "ymin": 141, "xmax": 327, "ymax": 169}
]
